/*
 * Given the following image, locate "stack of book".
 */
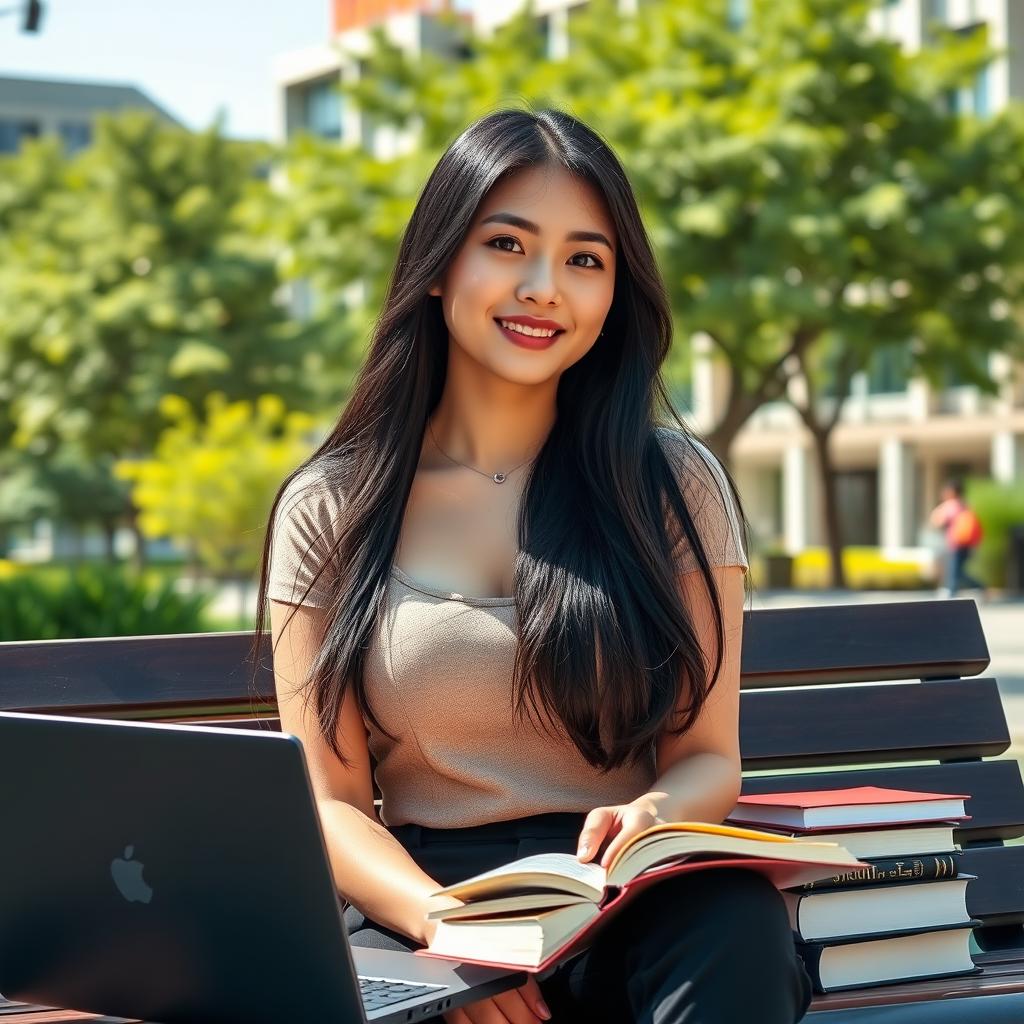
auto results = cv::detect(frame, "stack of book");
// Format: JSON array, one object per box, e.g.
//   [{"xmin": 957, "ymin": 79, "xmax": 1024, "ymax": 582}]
[{"xmin": 727, "ymin": 786, "xmax": 981, "ymax": 993}]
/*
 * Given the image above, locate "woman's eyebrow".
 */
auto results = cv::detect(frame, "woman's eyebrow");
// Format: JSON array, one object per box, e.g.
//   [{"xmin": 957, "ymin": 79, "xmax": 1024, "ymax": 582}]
[{"xmin": 479, "ymin": 211, "xmax": 614, "ymax": 251}]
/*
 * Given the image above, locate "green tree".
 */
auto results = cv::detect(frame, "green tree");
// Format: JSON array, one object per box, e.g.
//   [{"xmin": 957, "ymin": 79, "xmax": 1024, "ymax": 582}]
[
  {"xmin": 114, "ymin": 392, "xmax": 319, "ymax": 618},
  {"xmin": 302, "ymin": 0, "xmax": 1024, "ymax": 586},
  {"xmin": 0, "ymin": 112, "xmax": 324, "ymax": 561}
]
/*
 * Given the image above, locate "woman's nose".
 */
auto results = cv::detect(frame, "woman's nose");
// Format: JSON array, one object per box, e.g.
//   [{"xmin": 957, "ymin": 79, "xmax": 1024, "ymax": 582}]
[{"xmin": 516, "ymin": 265, "xmax": 561, "ymax": 305}]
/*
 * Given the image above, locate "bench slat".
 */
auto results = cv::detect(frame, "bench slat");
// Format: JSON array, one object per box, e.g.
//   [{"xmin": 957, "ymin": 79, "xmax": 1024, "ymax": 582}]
[
  {"xmin": 740, "ymin": 678, "xmax": 1009, "ymax": 769},
  {"xmin": 5, "ymin": 675, "xmax": 1009, "ymax": 773},
  {"xmin": 962, "ymin": 845, "xmax": 1024, "ymax": 927},
  {"xmin": 807, "ymin": 973, "xmax": 1024, "ymax": 1021},
  {"xmin": 154, "ymin": 723, "xmax": 1024, "ymax": 841},
  {"xmin": 741, "ymin": 599, "xmax": 990, "ymax": 687},
  {"xmin": 0, "ymin": 600, "xmax": 991, "ymax": 714},
  {"xmin": 742, "ymin": 759, "xmax": 1024, "ymax": 843},
  {"xmin": 0, "ymin": 632, "xmax": 271, "ymax": 713},
  {"xmin": 6, "ymin": 961, "xmax": 1024, "ymax": 1023}
]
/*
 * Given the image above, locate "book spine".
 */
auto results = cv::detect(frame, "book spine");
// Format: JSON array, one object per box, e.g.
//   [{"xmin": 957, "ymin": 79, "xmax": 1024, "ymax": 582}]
[{"xmin": 793, "ymin": 854, "xmax": 959, "ymax": 892}]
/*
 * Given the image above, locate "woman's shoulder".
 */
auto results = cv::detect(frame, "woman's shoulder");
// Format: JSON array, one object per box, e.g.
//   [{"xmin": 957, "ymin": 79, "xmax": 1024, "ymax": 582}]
[
  {"xmin": 653, "ymin": 425, "xmax": 725, "ymax": 491},
  {"xmin": 268, "ymin": 458, "xmax": 348, "ymax": 608},
  {"xmin": 652, "ymin": 425, "xmax": 748, "ymax": 573},
  {"xmin": 274, "ymin": 459, "xmax": 347, "ymax": 531}
]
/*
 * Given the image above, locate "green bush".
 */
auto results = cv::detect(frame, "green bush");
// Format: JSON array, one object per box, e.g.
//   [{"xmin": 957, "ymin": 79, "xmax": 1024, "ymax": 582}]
[
  {"xmin": 966, "ymin": 479, "xmax": 1024, "ymax": 588},
  {"xmin": 0, "ymin": 563, "xmax": 215, "ymax": 641}
]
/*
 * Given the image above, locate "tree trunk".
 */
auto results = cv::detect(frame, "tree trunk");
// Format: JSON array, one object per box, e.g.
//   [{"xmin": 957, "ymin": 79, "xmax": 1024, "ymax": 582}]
[
  {"xmin": 101, "ymin": 519, "xmax": 118, "ymax": 562},
  {"xmin": 71, "ymin": 524, "xmax": 83, "ymax": 563},
  {"xmin": 790, "ymin": 345, "xmax": 859, "ymax": 591},
  {"xmin": 808, "ymin": 424, "xmax": 848, "ymax": 590},
  {"xmin": 702, "ymin": 328, "xmax": 820, "ymax": 466},
  {"xmin": 704, "ymin": 403, "xmax": 753, "ymax": 467},
  {"xmin": 126, "ymin": 504, "xmax": 147, "ymax": 571}
]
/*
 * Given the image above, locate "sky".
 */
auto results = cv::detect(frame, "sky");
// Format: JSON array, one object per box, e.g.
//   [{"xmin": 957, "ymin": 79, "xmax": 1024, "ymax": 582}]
[{"xmin": 1, "ymin": 0, "xmax": 473, "ymax": 140}]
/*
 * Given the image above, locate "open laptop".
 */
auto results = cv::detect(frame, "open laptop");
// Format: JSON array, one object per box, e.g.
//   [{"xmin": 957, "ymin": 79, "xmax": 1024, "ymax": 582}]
[{"xmin": 0, "ymin": 711, "xmax": 525, "ymax": 1023}]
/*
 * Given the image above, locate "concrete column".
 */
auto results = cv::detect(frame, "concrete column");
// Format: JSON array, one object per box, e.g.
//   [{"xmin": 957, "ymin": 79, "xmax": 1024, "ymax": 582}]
[
  {"xmin": 879, "ymin": 438, "xmax": 916, "ymax": 550},
  {"xmin": 906, "ymin": 375, "xmax": 936, "ymax": 422},
  {"xmin": 921, "ymin": 456, "xmax": 940, "ymax": 517},
  {"xmin": 783, "ymin": 444, "xmax": 818, "ymax": 553},
  {"xmin": 690, "ymin": 332, "xmax": 730, "ymax": 434},
  {"xmin": 548, "ymin": 7, "xmax": 570, "ymax": 59},
  {"xmin": 846, "ymin": 371, "xmax": 870, "ymax": 423},
  {"xmin": 992, "ymin": 432, "xmax": 1024, "ymax": 483}
]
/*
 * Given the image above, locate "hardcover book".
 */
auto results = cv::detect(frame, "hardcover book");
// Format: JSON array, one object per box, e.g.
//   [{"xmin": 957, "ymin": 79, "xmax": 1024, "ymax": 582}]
[
  {"xmin": 782, "ymin": 872, "xmax": 975, "ymax": 942},
  {"xmin": 728, "ymin": 786, "xmax": 970, "ymax": 831},
  {"xmin": 414, "ymin": 821, "xmax": 864, "ymax": 971},
  {"xmin": 797, "ymin": 922, "xmax": 981, "ymax": 993},
  {"xmin": 766, "ymin": 822, "xmax": 960, "ymax": 860},
  {"xmin": 793, "ymin": 852, "xmax": 959, "ymax": 892}
]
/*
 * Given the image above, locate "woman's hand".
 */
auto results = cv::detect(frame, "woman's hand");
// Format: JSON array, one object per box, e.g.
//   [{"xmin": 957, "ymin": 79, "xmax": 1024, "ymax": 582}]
[
  {"xmin": 444, "ymin": 974, "xmax": 551, "ymax": 1022},
  {"xmin": 576, "ymin": 800, "xmax": 666, "ymax": 870}
]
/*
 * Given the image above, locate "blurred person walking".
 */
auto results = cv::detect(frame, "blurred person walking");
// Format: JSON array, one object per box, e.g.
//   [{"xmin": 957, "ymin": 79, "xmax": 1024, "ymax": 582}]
[{"xmin": 929, "ymin": 480, "xmax": 985, "ymax": 597}]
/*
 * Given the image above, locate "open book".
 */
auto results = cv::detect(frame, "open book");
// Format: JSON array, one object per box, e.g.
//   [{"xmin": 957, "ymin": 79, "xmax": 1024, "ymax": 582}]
[{"xmin": 414, "ymin": 821, "xmax": 865, "ymax": 971}]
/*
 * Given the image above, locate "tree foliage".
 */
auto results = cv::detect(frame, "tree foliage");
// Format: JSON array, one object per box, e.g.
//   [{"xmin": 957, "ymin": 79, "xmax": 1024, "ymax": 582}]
[
  {"xmin": 113, "ymin": 392, "xmax": 318, "ymax": 580},
  {"xmin": 317, "ymin": 0, "xmax": 1024, "ymax": 583},
  {"xmin": 0, "ymin": 113, "xmax": 318, "ymax": 461}
]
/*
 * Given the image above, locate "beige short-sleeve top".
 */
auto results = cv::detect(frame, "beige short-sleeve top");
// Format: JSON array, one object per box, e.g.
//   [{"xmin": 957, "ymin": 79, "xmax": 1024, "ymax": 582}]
[{"xmin": 267, "ymin": 427, "xmax": 747, "ymax": 828}]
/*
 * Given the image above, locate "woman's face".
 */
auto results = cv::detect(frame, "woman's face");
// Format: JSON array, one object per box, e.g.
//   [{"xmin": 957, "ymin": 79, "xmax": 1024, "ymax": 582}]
[{"xmin": 429, "ymin": 163, "xmax": 618, "ymax": 385}]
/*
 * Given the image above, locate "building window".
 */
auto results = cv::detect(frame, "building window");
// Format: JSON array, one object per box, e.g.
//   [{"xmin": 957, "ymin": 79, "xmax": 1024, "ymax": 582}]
[
  {"xmin": 536, "ymin": 13, "xmax": 551, "ymax": 57},
  {"xmin": 302, "ymin": 77, "xmax": 342, "ymax": 140},
  {"xmin": 0, "ymin": 118, "xmax": 41, "ymax": 154},
  {"xmin": 58, "ymin": 120, "xmax": 92, "ymax": 153},
  {"xmin": 867, "ymin": 341, "xmax": 913, "ymax": 394},
  {"xmin": 972, "ymin": 64, "xmax": 990, "ymax": 116}
]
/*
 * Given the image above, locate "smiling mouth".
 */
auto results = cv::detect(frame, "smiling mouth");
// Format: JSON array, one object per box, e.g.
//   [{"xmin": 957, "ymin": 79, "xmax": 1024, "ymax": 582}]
[{"xmin": 493, "ymin": 318, "xmax": 566, "ymax": 338}]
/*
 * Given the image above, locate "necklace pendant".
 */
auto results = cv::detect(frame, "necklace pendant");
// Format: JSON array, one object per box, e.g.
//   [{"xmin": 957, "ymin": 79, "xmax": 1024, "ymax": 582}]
[{"xmin": 492, "ymin": 472, "xmax": 507, "ymax": 484}]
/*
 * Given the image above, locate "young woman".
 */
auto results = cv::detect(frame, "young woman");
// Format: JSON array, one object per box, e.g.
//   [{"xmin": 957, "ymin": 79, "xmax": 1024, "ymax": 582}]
[{"xmin": 257, "ymin": 108, "xmax": 812, "ymax": 1024}]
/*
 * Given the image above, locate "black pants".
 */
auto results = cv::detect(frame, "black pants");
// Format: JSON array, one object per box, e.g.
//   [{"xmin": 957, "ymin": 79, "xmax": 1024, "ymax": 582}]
[{"xmin": 345, "ymin": 811, "xmax": 813, "ymax": 1023}]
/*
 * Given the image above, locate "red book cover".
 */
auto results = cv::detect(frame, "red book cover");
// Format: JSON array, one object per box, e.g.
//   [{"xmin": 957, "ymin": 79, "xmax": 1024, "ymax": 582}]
[
  {"xmin": 734, "ymin": 787, "xmax": 969, "ymax": 809},
  {"xmin": 727, "ymin": 787, "xmax": 971, "ymax": 831},
  {"xmin": 414, "ymin": 854, "xmax": 861, "ymax": 974}
]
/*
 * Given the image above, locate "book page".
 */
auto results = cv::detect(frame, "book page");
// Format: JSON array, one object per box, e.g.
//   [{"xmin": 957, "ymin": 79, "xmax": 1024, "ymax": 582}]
[
  {"xmin": 435, "ymin": 853, "xmax": 608, "ymax": 903},
  {"xmin": 609, "ymin": 821, "xmax": 816, "ymax": 875}
]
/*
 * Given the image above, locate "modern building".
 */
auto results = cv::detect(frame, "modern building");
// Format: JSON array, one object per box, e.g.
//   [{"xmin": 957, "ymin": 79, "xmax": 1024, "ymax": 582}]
[
  {"xmin": 0, "ymin": 74, "xmax": 183, "ymax": 156},
  {"xmin": 272, "ymin": 0, "xmax": 471, "ymax": 151},
  {"xmin": 274, "ymin": 0, "xmax": 1024, "ymax": 571}
]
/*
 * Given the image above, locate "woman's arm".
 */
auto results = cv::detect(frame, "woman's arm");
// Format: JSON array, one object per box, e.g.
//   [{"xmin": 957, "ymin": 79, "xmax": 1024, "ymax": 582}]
[
  {"xmin": 575, "ymin": 565, "xmax": 746, "ymax": 866},
  {"xmin": 630, "ymin": 564, "xmax": 745, "ymax": 825},
  {"xmin": 270, "ymin": 599, "xmax": 461, "ymax": 945}
]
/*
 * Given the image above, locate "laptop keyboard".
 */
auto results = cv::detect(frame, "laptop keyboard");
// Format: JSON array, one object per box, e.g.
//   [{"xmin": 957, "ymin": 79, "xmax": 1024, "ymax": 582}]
[{"xmin": 358, "ymin": 974, "xmax": 446, "ymax": 1012}]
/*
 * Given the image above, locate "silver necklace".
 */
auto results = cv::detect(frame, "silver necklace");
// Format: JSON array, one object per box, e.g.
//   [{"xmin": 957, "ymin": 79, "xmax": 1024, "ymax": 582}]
[{"xmin": 427, "ymin": 421, "xmax": 538, "ymax": 484}]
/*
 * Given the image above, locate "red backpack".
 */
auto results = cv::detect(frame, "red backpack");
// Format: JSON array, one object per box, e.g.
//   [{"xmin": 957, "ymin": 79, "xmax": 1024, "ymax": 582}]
[{"xmin": 950, "ymin": 508, "xmax": 983, "ymax": 548}]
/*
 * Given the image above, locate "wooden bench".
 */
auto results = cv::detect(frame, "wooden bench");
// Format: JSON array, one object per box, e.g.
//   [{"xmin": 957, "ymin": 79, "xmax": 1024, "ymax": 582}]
[{"xmin": 2, "ymin": 598, "xmax": 1023, "ymax": 1022}]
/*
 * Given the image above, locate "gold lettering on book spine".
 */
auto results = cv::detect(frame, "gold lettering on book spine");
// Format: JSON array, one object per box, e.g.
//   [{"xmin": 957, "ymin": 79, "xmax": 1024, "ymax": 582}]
[{"xmin": 800, "ymin": 855, "xmax": 958, "ymax": 891}]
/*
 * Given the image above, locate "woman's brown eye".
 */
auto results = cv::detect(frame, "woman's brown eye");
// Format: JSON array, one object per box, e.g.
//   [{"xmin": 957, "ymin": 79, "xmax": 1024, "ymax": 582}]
[{"xmin": 489, "ymin": 236, "xmax": 521, "ymax": 253}]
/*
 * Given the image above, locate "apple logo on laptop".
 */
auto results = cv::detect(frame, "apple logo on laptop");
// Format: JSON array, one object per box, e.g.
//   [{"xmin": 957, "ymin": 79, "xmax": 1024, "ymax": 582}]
[{"xmin": 110, "ymin": 845, "xmax": 153, "ymax": 904}]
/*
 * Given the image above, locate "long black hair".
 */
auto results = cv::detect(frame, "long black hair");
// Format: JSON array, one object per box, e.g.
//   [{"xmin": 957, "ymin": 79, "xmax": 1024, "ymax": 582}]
[{"xmin": 251, "ymin": 106, "xmax": 748, "ymax": 773}]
